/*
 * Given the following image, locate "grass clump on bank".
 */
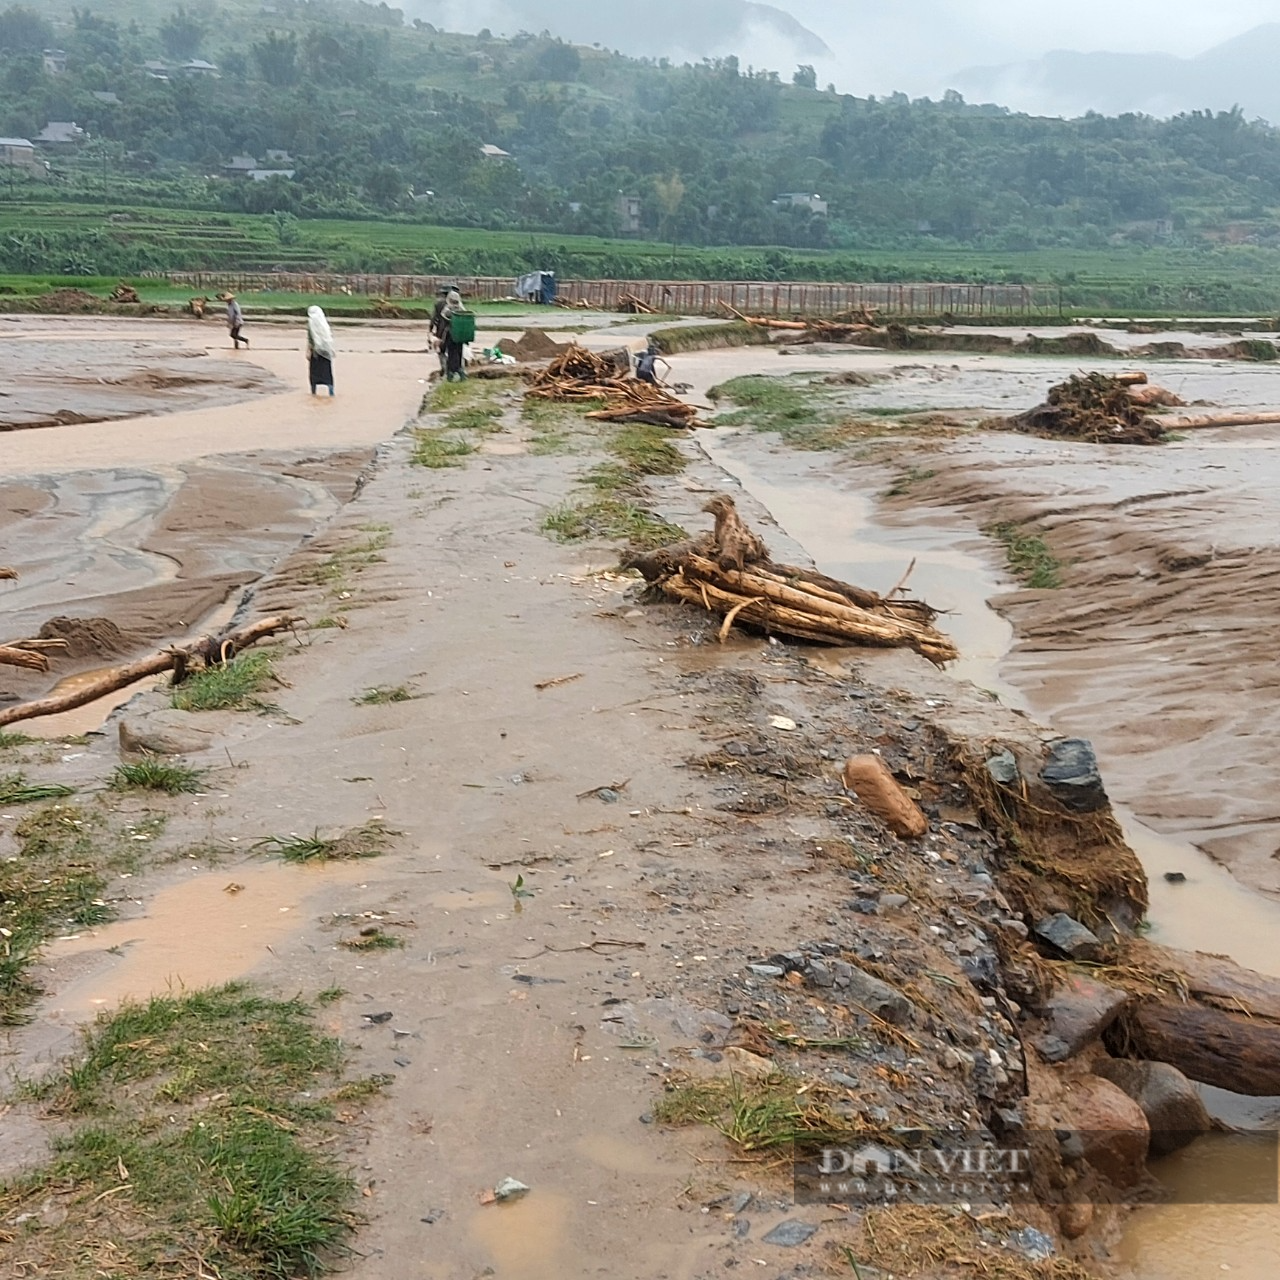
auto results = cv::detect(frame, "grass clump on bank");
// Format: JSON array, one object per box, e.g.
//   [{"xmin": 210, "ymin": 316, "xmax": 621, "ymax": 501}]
[
  {"xmin": 0, "ymin": 772, "xmax": 75, "ymax": 805},
  {"xmin": 542, "ymin": 498, "xmax": 685, "ymax": 549},
  {"xmin": 3, "ymin": 983, "xmax": 357, "ymax": 1279},
  {"xmin": 0, "ymin": 731, "xmax": 35, "ymax": 752},
  {"xmin": 647, "ymin": 321, "xmax": 774, "ymax": 355},
  {"xmin": 172, "ymin": 650, "xmax": 278, "ymax": 712},
  {"xmin": 411, "ymin": 429, "xmax": 477, "ymax": 468},
  {"xmin": 255, "ymin": 822, "xmax": 396, "ymax": 864},
  {"xmin": 354, "ymin": 684, "xmax": 415, "ymax": 705},
  {"xmin": 986, "ymin": 522, "xmax": 1064, "ymax": 589},
  {"xmin": 0, "ymin": 804, "xmax": 120, "ymax": 1024},
  {"xmin": 709, "ymin": 374, "xmax": 852, "ymax": 450},
  {"xmin": 654, "ymin": 1072, "xmax": 859, "ymax": 1153},
  {"xmin": 110, "ymin": 759, "xmax": 207, "ymax": 795}
]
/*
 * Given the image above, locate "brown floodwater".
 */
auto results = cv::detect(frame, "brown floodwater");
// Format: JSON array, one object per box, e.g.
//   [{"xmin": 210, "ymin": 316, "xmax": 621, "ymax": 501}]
[{"xmin": 689, "ymin": 359, "xmax": 1280, "ymax": 1280}]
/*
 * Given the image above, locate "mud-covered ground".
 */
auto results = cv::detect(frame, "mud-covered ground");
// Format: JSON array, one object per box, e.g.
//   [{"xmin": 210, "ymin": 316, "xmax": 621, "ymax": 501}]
[{"xmin": 3, "ymin": 319, "xmax": 1280, "ymax": 1280}]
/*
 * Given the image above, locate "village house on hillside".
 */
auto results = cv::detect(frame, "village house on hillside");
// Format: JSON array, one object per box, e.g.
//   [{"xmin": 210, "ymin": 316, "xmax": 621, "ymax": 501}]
[
  {"xmin": 479, "ymin": 143, "xmax": 511, "ymax": 160},
  {"xmin": 616, "ymin": 193, "xmax": 642, "ymax": 234},
  {"xmin": 180, "ymin": 59, "xmax": 219, "ymax": 77},
  {"xmin": 143, "ymin": 60, "xmax": 170, "ymax": 80},
  {"xmin": 42, "ymin": 49, "xmax": 68, "ymax": 76},
  {"xmin": 0, "ymin": 138, "xmax": 41, "ymax": 173},
  {"xmin": 35, "ymin": 122, "xmax": 87, "ymax": 146},
  {"xmin": 773, "ymin": 191, "xmax": 829, "ymax": 215}
]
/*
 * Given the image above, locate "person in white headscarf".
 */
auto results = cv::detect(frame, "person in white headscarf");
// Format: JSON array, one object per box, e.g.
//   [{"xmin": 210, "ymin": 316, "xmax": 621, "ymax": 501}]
[
  {"xmin": 432, "ymin": 289, "xmax": 468, "ymax": 381},
  {"xmin": 306, "ymin": 305, "xmax": 336, "ymax": 396}
]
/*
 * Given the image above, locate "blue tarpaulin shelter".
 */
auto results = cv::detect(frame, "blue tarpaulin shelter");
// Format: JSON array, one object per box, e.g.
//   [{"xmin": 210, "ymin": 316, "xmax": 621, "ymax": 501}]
[{"xmin": 516, "ymin": 271, "xmax": 557, "ymax": 305}]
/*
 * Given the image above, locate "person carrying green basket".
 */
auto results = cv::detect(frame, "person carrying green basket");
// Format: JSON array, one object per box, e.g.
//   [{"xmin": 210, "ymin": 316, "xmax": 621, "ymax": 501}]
[{"xmin": 434, "ymin": 289, "xmax": 473, "ymax": 381}]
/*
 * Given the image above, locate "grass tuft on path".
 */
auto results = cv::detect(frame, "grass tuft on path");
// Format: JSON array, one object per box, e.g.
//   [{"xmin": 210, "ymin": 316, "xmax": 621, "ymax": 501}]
[
  {"xmin": 110, "ymin": 758, "xmax": 207, "ymax": 794},
  {"xmin": 3, "ymin": 983, "xmax": 358, "ymax": 1279},
  {"xmin": 255, "ymin": 822, "xmax": 396, "ymax": 864},
  {"xmin": 542, "ymin": 498, "xmax": 685, "ymax": 549},
  {"xmin": 172, "ymin": 651, "xmax": 277, "ymax": 712}
]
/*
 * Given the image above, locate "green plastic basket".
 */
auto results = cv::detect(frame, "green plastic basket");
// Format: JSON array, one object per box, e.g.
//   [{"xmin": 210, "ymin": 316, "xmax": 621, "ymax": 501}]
[{"xmin": 450, "ymin": 311, "xmax": 476, "ymax": 344}]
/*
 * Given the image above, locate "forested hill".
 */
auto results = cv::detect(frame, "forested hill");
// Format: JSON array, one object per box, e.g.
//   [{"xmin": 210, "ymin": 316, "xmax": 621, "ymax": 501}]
[{"xmin": 4, "ymin": 0, "xmax": 1280, "ymax": 276}]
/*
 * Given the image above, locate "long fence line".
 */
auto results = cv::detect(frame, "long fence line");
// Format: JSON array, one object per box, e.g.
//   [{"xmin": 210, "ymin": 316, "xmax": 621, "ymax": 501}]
[{"xmin": 162, "ymin": 272, "xmax": 1060, "ymax": 317}]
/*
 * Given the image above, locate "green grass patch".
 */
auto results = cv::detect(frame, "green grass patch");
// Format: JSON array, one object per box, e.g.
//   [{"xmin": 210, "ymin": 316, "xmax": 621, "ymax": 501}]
[
  {"xmin": 986, "ymin": 522, "xmax": 1064, "ymax": 589},
  {"xmin": 654, "ymin": 1073, "xmax": 859, "ymax": 1153},
  {"xmin": 255, "ymin": 822, "xmax": 395, "ymax": 864},
  {"xmin": 410, "ymin": 429, "xmax": 477, "ymax": 468},
  {"xmin": 4, "ymin": 983, "xmax": 358, "ymax": 1279},
  {"xmin": 0, "ymin": 804, "xmax": 121, "ymax": 1025},
  {"xmin": 353, "ymin": 685, "xmax": 415, "ymax": 705},
  {"xmin": 172, "ymin": 650, "xmax": 278, "ymax": 712},
  {"xmin": 542, "ymin": 498, "xmax": 685, "ymax": 549},
  {"xmin": 110, "ymin": 759, "xmax": 207, "ymax": 795},
  {"xmin": 605, "ymin": 424, "xmax": 686, "ymax": 476},
  {"xmin": 0, "ymin": 772, "xmax": 75, "ymax": 805},
  {"xmin": 316, "ymin": 987, "xmax": 347, "ymax": 1005},
  {"xmin": 0, "ymin": 731, "xmax": 34, "ymax": 752},
  {"xmin": 445, "ymin": 403, "xmax": 504, "ymax": 433}
]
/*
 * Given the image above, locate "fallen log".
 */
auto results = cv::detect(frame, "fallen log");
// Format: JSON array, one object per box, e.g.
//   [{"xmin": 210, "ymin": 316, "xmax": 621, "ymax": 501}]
[
  {"xmin": 624, "ymin": 496, "xmax": 957, "ymax": 665},
  {"xmin": 1152, "ymin": 410, "xmax": 1280, "ymax": 431},
  {"xmin": 0, "ymin": 646, "xmax": 49, "ymax": 672},
  {"xmin": 0, "ymin": 615, "xmax": 298, "ymax": 728},
  {"xmin": 0, "ymin": 568, "xmax": 17, "ymax": 581}
]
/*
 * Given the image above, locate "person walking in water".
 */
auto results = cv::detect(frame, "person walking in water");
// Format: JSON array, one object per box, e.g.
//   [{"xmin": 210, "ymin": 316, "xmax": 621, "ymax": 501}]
[
  {"xmin": 306, "ymin": 305, "xmax": 336, "ymax": 395},
  {"xmin": 225, "ymin": 293, "xmax": 248, "ymax": 348}
]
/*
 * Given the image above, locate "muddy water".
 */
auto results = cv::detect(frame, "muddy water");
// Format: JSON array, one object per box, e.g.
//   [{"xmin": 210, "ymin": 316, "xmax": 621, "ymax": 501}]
[
  {"xmin": 45, "ymin": 860, "xmax": 371, "ymax": 1018},
  {"xmin": 699, "ymin": 429, "xmax": 1280, "ymax": 1279}
]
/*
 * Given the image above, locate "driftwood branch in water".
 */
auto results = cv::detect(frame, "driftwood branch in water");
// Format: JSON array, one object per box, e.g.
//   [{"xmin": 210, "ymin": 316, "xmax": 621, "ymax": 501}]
[
  {"xmin": 0, "ymin": 646, "xmax": 50, "ymax": 672},
  {"xmin": 0, "ymin": 615, "xmax": 299, "ymax": 728},
  {"xmin": 1153, "ymin": 410, "xmax": 1280, "ymax": 431},
  {"xmin": 623, "ymin": 495, "xmax": 957, "ymax": 666}
]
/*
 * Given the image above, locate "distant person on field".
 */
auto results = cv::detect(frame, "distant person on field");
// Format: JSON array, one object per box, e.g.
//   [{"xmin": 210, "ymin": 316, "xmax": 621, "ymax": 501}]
[
  {"xmin": 635, "ymin": 343, "xmax": 669, "ymax": 386},
  {"xmin": 225, "ymin": 294, "xmax": 248, "ymax": 348},
  {"xmin": 306, "ymin": 306, "xmax": 336, "ymax": 396},
  {"xmin": 430, "ymin": 285, "xmax": 453, "ymax": 375},
  {"xmin": 435, "ymin": 289, "xmax": 468, "ymax": 381}
]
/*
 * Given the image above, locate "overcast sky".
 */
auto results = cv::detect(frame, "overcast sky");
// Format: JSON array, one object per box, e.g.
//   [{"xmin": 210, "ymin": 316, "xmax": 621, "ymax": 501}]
[{"xmin": 762, "ymin": 0, "xmax": 1280, "ymax": 97}]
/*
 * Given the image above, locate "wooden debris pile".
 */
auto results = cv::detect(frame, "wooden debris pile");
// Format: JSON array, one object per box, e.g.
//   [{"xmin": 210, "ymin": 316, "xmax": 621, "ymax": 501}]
[
  {"xmin": 623, "ymin": 495, "xmax": 957, "ymax": 665},
  {"xmin": 109, "ymin": 282, "xmax": 141, "ymax": 304},
  {"xmin": 525, "ymin": 344, "xmax": 703, "ymax": 428},
  {"xmin": 618, "ymin": 292, "xmax": 658, "ymax": 314},
  {"xmin": 1010, "ymin": 371, "xmax": 1168, "ymax": 444},
  {"xmin": 0, "ymin": 636, "xmax": 69, "ymax": 673},
  {"xmin": 1006, "ymin": 372, "xmax": 1280, "ymax": 445},
  {"xmin": 726, "ymin": 303, "xmax": 879, "ymax": 344}
]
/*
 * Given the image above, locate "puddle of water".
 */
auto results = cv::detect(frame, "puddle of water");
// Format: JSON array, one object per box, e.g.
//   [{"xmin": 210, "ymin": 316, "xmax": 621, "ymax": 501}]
[
  {"xmin": 47, "ymin": 860, "xmax": 368, "ymax": 1017},
  {"xmin": 24, "ymin": 666, "xmax": 164, "ymax": 741},
  {"xmin": 703, "ymin": 430, "xmax": 1280, "ymax": 1278},
  {"xmin": 469, "ymin": 1190, "xmax": 574, "ymax": 1280}
]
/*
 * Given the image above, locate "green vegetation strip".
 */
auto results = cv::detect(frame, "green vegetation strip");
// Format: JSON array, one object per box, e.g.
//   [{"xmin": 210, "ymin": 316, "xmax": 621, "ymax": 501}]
[
  {"xmin": 2, "ymin": 984, "xmax": 360, "ymax": 1279},
  {"xmin": 986, "ymin": 522, "xmax": 1064, "ymax": 589},
  {"xmin": 172, "ymin": 651, "xmax": 278, "ymax": 713}
]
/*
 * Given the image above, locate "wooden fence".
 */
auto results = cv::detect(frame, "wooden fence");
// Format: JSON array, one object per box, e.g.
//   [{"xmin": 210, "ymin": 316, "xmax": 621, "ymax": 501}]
[{"xmin": 162, "ymin": 271, "xmax": 1059, "ymax": 318}]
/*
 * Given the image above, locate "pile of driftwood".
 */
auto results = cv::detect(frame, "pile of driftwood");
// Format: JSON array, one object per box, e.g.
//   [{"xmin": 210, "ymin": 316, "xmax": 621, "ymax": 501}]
[
  {"xmin": 624, "ymin": 496, "xmax": 957, "ymax": 666},
  {"xmin": 0, "ymin": 615, "xmax": 298, "ymax": 728},
  {"xmin": 1009, "ymin": 372, "xmax": 1280, "ymax": 445},
  {"xmin": 726, "ymin": 303, "xmax": 879, "ymax": 344},
  {"xmin": 109, "ymin": 282, "xmax": 141, "ymax": 304},
  {"xmin": 525, "ymin": 344, "xmax": 702, "ymax": 428}
]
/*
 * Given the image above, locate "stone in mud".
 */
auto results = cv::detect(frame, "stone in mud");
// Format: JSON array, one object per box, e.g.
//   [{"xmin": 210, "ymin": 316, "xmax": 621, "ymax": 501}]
[
  {"xmin": 1037, "ymin": 975, "xmax": 1132, "ymax": 1060},
  {"xmin": 1092, "ymin": 1059, "xmax": 1213, "ymax": 1158},
  {"xmin": 843, "ymin": 965, "xmax": 916, "ymax": 1026},
  {"xmin": 1006, "ymin": 1227, "xmax": 1055, "ymax": 1262},
  {"xmin": 762, "ymin": 1219, "xmax": 817, "ymax": 1248},
  {"xmin": 118, "ymin": 708, "xmax": 223, "ymax": 756},
  {"xmin": 1059, "ymin": 1201, "xmax": 1094, "ymax": 1240},
  {"xmin": 1033, "ymin": 913, "xmax": 1102, "ymax": 962},
  {"xmin": 985, "ymin": 749, "xmax": 1019, "ymax": 785},
  {"xmin": 1039, "ymin": 738, "xmax": 1108, "ymax": 813},
  {"xmin": 1059, "ymin": 1075, "xmax": 1150, "ymax": 1187}
]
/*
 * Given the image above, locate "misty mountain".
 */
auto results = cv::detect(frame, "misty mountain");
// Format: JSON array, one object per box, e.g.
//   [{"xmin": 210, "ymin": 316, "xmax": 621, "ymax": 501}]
[
  {"xmin": 404, "ymin": 0, "xmax": 830, "ymax": 65},
  {"xmin": 953, "ymin": 23, "xmax": 1280, "ymax": 122}
]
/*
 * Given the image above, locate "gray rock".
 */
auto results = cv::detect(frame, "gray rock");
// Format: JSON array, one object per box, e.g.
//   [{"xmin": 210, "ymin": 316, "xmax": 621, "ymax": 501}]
[
  {"xmin": 1093, "ymin": 1059, "xmax": 1213, "ymax": 1158},
  {"xmin": 808, "ymin": 960, "xmax": 834, "ymax": 988},
  {"xmin": 118, "ymin": 708, "xmax": 222, "ymax": 757},
  {"xmin": 831, "ymin": 1071, "xmax": 859, "ymax": 1088},
  {"xmin": 880, "ymin": 893, "xmax": 910, "ymax": 910},
  {"xmin": 729, "ymin": 1191, "xmax": 752, "ymax": 1215},
  {"xmin": 762, "ymin": 1220, "xmax": 817, "ymax": 1248},
  {"xmin": 493, "ymin": 1177, "xmax": 530, "ymax": 1202},
  {"xmin": 1033, "ymin": 913, "xmax": 1102, "ymax": 961},
  {"xmin": 1033, "ymin": 1035, "xmax": 1072, "ymax": 1064},
  {"xmin": 1040, "ymin": 739, "xmax": 1108, "ymax": 813},
  {"xmin": 748, "ymin": 964, "xmax": 786, "ymax": 979},
  {"xmin": 1007, "ymin": 1227, "xmax": 1055, "ymax": 1262},
  {"xmin": 1037, "ymin": 975, "xmax": 1131, "ymax": 1059},
  {"xmin": 986, "ymin": 749, "xmax": 1020, "ymax": 785},
  {"xmin": 843, "ymin": 965, "xmax": 916, "ymax": 1025}
]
